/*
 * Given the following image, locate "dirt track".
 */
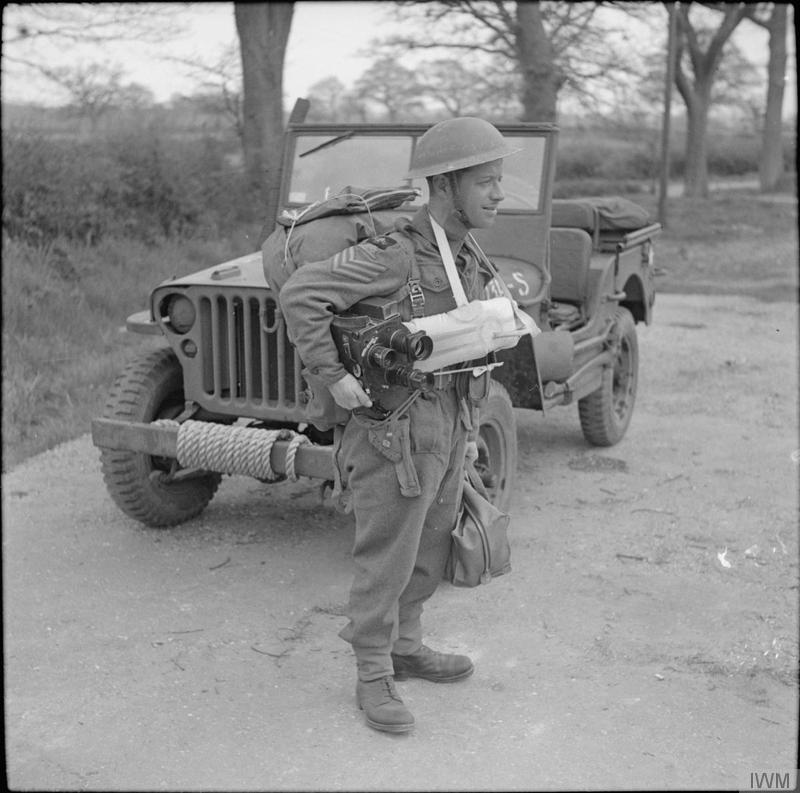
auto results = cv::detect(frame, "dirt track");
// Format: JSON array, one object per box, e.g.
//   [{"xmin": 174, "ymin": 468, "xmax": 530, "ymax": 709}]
[{"xmin": 3, "ymin": 293, "xmax": 798, "ymax": 791}]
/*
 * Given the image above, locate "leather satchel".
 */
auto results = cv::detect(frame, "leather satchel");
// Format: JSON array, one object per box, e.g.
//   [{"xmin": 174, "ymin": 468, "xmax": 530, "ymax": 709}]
[{"xmin": 446, "ymin": 462, "xmax": 511, "ymax": 587}]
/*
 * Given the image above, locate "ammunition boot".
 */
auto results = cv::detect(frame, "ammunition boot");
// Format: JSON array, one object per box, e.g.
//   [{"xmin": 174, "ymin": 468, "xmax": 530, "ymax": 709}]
[
  {"xmin": 356, "ymin": 676, "xmax": 415, "ymax": 734},
  {"xmin": 392, "ymin": 645, "xmax": 474, "ymax": 683}
]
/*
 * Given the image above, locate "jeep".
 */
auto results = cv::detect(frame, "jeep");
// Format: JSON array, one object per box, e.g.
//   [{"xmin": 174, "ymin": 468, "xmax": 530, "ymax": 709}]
[{"xmin": 92, "ymin": 101, "xmax": 662, "ymax": 526}]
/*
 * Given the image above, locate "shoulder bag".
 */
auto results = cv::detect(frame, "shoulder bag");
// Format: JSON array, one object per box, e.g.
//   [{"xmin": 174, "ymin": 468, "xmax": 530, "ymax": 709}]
[{"xmin": 446, "ymin": 461, "xmax": 511, "ymax": 587}]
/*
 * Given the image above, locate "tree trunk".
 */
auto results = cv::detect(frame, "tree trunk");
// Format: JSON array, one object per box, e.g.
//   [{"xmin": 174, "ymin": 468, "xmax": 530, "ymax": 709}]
[
  {"xmin": 683, "ymin": 91, "xmax": 710, "ymax": 197},
  {"xmin": 234, "ymin": 2, "xmax": 294, "ymax": 233},
  {"xmin": 515, "ymin": 1, "xmax": 560, "ymax": 121},
  {"xmin": 673, "ymin": 4, "xmax": 747, "ymax": 198},
  {"xmin": 759, "ymin": 3, "xmax": 788, "ymax": 192}
]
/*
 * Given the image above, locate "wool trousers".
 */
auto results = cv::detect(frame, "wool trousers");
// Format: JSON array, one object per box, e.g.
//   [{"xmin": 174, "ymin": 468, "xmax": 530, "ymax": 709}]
[{"xmin": 336, "ymin": 388, "xmax": 469, "ymax": 682}]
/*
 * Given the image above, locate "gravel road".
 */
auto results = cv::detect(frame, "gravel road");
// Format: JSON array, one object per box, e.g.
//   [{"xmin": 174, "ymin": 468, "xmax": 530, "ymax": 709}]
[{"xmin": 3, "ymin": 293, "xmax": 798, "ymax": 791}]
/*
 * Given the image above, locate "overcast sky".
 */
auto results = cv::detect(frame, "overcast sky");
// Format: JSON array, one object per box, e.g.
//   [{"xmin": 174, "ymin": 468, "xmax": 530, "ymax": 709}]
[
  {"xmin": 2, "ymin": 1, "xmax": 795, "ymax": 116},
  {"xmin": 2, "ymin": 2, "xmax": 392, "ymax": 105}
]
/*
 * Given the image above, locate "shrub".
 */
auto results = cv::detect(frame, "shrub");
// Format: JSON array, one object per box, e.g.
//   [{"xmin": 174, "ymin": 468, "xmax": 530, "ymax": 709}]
[
  {"xmin": 556, "ymin": 133, "xmax": 659, "ymax": 182},
  {"xmin": 555, "ymin": 127, "xmax": 796, "ymax": 185},
  {"xmin": 2, "ymin": 126, "xmax": 258, "ymax": 247},
  {"xmin": 556, "ymin": 140, "xmax": 607, "ymax": 179},
  {"xmin": 553, "ymin": 178, "xmax": 650, "ymax": 199},
  {"xmin": 2, "ymin": 134, "xmax": 120, "ymax": 245},
  {"xmin": 706, "ymin": 135, "xmax": 761, "ymax": 176}
]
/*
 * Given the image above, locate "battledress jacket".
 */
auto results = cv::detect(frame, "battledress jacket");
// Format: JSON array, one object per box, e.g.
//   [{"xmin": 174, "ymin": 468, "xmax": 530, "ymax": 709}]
[{"xmin": 279, "ymin": 206, "xmax": 493, "ymax": 396}]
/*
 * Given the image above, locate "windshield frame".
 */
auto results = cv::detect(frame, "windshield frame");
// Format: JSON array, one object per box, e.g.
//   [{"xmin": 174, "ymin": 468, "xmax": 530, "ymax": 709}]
[{"xmin": 279, "ymin": 122, "xmax": 558, "ymax": 218}]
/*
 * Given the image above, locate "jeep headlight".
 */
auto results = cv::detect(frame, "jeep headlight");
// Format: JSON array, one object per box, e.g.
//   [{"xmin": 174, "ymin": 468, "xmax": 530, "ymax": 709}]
[{"xmin": 162, "ymin": 294, "xmax": 196, "ymax": 334}]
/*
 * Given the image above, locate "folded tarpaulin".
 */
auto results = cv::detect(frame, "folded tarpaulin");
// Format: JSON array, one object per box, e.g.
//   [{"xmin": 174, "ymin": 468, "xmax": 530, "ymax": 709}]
[{"xmin": 551, "ymin": 196, "xmax": 651, "ymax": 232}]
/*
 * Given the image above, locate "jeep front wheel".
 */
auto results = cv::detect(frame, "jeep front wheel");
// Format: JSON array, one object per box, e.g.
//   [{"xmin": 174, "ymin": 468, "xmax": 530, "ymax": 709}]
[
  {"xmin": 98, "ymin": 347, "xmax": 221, "ymax": 527},
  {"xmin": 476, "ymin": 380, "xmax": 517, "ymax": 512},
  {"xmin": 578, "ymin": 306, "xmax": 639, "ymax": 446}
]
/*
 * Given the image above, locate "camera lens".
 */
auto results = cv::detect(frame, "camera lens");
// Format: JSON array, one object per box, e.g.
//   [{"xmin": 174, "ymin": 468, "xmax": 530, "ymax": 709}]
[
  {"xmin": 365, "ymin": 345, "xmax": 396, "ymax": 369},
  {"xmin": 383, "ymin": 365, "xmax": 433, "ymax": 391},
  {"xmin": 388, "ymin": 328, "xmax": 433, "ymax": 361}
]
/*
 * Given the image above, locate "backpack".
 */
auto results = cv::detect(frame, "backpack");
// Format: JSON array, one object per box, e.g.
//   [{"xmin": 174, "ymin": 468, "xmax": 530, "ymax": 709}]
[
  {"xmin": 262, "ymin": 185, "xmax": 419, "ymax": 294},
  {"xmin": 262, "ymin": 186, "xmax": 419, "ymax": 431}
]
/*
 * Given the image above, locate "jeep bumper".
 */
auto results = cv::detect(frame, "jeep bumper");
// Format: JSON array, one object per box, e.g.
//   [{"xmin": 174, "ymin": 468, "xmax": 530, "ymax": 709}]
[{"xmin": 91, "ymin": 418, "xmax": 335, "ymax": 481}]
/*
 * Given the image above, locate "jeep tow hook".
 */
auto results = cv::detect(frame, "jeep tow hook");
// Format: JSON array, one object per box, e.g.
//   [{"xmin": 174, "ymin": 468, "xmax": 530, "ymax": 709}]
[
  {"xmin": 543, "ymin": 381, "xmax": 568, "ymax": 399},
  {"xmin": 604, "ymin": 291, "xmax": 627, "ymax": 302}
]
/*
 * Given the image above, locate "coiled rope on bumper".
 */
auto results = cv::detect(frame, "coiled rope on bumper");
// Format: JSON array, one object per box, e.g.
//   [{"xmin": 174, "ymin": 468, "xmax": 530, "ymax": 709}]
[{"xmin": 155, "ymin": 419, "xmax": 312, "ymax": 482}]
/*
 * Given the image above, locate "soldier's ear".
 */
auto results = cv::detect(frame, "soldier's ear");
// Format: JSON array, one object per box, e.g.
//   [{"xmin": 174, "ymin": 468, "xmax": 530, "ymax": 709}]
[{"xmin": 430, "ymin": 174, "xmax": 449, "ymax": 196}]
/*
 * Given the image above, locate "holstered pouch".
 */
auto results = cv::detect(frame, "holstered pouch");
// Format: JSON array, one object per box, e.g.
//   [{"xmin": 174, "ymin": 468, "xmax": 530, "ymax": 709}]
[{"xmin": 353, "ymin": 410, "xmax": 422, "ymax": 498}]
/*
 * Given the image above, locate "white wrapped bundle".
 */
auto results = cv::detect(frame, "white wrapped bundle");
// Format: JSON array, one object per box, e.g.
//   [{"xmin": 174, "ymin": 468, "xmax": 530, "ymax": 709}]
[{"xmin": 404, "ymin": 297, "xmax": 539, "ymax": 372}]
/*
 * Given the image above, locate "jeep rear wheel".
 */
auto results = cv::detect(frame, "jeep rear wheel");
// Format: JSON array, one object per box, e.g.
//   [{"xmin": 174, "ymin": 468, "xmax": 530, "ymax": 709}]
[
  {"xmin": 578, "ymin": 306, "xmax": 638, "ymax": 446},
  {"xmin": 476, "ymin": 380, "xmax": 517, "ymax": 512},
  {"xmin": 98, "ymin": 347, "xmax": 221, "ymax": 527}
]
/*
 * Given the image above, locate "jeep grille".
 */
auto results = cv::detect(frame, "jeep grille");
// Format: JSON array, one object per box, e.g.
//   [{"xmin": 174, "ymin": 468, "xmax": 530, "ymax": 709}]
[{"xmin": 180, "ymin": 288, "xmax": 307, "ymax": 422}]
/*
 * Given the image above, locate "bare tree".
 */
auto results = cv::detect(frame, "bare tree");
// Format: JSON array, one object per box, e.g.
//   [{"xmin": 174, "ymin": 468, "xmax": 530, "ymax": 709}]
[
  {"xmin": 745, "ymin": 3, "xmax": 790, "ymax": 191},
  {"xmin": 2, "ymin": 3, "xmax": 183, "ymax": 99},
  {"xmin": 306, "ymin": 77, "xmax": 350, "ymax": 121},
  {"xmin": 373, "ymin": 1, "xmax": 639, "ymax": 121},
  {"xmin": 353, "ymin": 57, "xmax": 426, "ymax": 121},
  {"xmin": 305, "ymin": 77, "xmax": 370, "ymax": 122},
  {"xmin": 672, "ymin": 3, "xmax": 750, "ymax": 197},
  {"xmin": 3, "ymin": 3, "xmax": 180, "ymax": 45},
  {"xmin": 516, "ymin": 1, "xmax": 562, "ymax": 120},
  {"xmin": 27, "ymin": 61, "xmax": 154, "ymax": 129},
  {"xmin": 115, "ymin": 82, "xmax": 157, "ymax": 111},
  {"xmin": 167, "ymin": 44, "xmax": 244, "ymax": 141},
  {"xmin": 415, "ymin": 57, "xmax": 522, "ymax": 119},
  {"xmin": 376, "ymin": 1, "xmax": 561, "ymax": 120},
  {"xmin": 234, "ymin": 2, "xmax": 294, "ymax": 232}
]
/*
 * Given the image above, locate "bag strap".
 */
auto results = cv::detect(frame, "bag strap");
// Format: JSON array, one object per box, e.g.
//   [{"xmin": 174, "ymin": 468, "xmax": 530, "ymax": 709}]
[
  {"xmin": 466, "ymin": 232, "xmax": 541, "ymax": 339},
  {"xmin": 429, "ymin": 212, "xmax": 469, "ymax": 307},
  {"xmin": 465, "ymin": 232, "xmax": 513, "ymax": 301}
]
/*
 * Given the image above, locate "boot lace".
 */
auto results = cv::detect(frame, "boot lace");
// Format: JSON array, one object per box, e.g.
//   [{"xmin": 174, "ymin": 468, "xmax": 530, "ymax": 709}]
[{"xmin": 378, "ymin": 676, "xmax": 402, "ymax": 703}]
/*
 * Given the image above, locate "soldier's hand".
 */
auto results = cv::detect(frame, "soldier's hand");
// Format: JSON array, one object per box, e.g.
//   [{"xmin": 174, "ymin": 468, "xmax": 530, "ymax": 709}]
[
  {"xmin": 465, "ymin": 440, "xmax": 479, "ymax": 463},
  {"xmin": 329, "ymin": 373, "xmax": 373, "ymax": 410}
]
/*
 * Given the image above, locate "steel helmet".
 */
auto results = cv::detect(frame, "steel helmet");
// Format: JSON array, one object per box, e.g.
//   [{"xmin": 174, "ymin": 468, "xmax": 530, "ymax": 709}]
[{"xmin": 407, "ymin": 117, "xmax": 521, "ymax": 179}]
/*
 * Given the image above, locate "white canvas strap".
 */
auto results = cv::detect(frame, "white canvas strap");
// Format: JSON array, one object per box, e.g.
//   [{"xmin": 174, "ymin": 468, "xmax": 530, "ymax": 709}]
[
  {"xmin": 429, "ymin": 212, "xmax": 469, "ymax": 307},
  {"xmin": 466, "ymin": 231, "xmax": 542, "ymax": 339}
]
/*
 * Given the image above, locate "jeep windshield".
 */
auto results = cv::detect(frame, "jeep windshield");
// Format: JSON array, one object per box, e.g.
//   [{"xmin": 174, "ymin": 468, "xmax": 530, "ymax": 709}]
[{"xmin": 285, "ymin": 131, "xmax": 548, "ymax": 213}]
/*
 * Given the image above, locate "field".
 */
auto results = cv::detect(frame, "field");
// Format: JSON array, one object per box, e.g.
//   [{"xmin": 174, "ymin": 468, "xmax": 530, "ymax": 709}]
[
  {"xmin": 634, "ymin": 185, "xmax": 798, "ymax": 303},
  {"xmin": 1, "ymin": 181, "xmax": 797, "ymax": 472}
]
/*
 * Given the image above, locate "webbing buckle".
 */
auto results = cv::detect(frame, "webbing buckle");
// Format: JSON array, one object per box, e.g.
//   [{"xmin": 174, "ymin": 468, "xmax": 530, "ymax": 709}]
[{"xmin": 407, "ymin": 278, "xmax": 425, "ymax": 318}]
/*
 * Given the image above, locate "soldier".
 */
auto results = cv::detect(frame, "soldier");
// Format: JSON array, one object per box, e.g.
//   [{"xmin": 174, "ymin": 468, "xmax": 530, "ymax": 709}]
[{"xmin": 279, "ymin": 117, "xmax": 522, "ymax": 734}]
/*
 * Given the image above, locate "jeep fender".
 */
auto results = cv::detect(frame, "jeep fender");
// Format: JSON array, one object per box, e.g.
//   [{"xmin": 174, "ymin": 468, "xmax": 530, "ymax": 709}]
[{"xmin": 583, "ymin": 254, "xmax": 651, "ymax": 328}]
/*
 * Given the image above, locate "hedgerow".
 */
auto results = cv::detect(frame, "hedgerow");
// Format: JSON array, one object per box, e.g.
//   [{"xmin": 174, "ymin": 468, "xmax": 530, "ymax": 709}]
[{"xmin": 2, "ymin": 127, "xmax": 258, "ymax": 246}]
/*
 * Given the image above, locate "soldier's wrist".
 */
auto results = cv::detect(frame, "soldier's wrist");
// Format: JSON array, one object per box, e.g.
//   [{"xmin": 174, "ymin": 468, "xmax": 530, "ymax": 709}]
[{"xmin": 305, "ymin": 362, "xmax": 348, "ymax": 386}]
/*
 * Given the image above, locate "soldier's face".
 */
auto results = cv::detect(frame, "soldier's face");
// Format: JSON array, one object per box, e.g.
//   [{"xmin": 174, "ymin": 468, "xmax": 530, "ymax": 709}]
[{"xmin": 455, "ymin": 160, "xmax": 505, "ymax": 229}]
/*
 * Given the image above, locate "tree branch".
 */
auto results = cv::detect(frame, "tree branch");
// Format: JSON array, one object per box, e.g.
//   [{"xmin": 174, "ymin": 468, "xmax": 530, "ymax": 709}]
[
  {"xmin": 382, "ymin": 35, "xmax": 511, "ymax": 58},
  {"xmin": 705, "ymin": 4, "xmax": 749, "ymax": 67}
]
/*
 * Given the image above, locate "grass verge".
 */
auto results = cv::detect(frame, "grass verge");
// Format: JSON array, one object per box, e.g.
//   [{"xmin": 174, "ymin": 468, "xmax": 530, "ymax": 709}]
[
  {"xmin": 634, "ymin": 183, "xmax": 798, "ymax": 303},
  {"xmin": 2, "ymin": 225, "xmax": 261, "ymax": 471}
]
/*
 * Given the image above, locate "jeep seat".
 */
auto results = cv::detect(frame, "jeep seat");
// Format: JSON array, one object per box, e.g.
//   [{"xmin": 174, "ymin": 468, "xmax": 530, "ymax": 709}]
[{"xmin": 548, "ymin": 227, "xmax": 592, "ymax": 306}]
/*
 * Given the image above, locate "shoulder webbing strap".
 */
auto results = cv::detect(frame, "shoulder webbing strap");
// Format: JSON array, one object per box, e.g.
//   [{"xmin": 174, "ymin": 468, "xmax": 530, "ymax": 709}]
[
  {"xmin": 429, "ymin": 212, "xmax": 468, "ymax": 307},
  {"xmin": 394, "ymin": 233, "xmax": 425, "ymax": 318},
  {"xmin": 466, "ymin": 232, "xmax": 541, "ymax": 339},
  {"xmin": 466, "ymin": 232, "xmax": 511, "ymax": 300}
]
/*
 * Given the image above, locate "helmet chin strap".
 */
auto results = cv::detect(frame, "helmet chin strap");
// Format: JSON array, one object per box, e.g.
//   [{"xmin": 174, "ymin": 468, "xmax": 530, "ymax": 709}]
[{"xmin": 446, "ymin": 172, "xmax": 472, "ymax": 230}]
